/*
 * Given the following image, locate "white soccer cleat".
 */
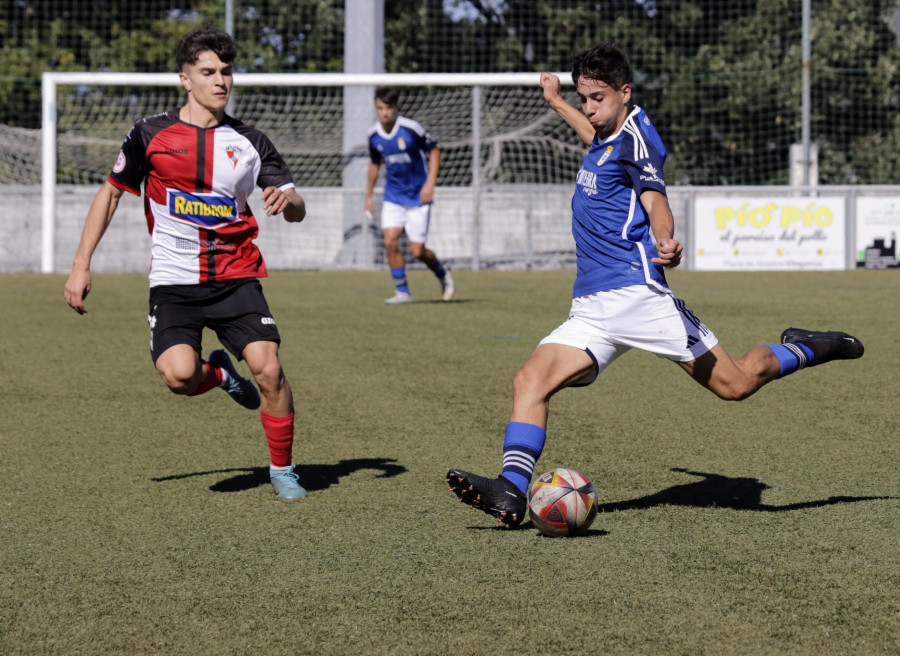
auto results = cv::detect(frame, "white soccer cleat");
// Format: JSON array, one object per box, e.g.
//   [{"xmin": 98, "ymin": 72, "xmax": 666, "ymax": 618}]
[
  {"xmin": 441, "ymin": 268, "xmax": 455, "ymax": 302},
  {"xmin": 384, "ymin": 291, "xmax": 414, "ymax": 305}
]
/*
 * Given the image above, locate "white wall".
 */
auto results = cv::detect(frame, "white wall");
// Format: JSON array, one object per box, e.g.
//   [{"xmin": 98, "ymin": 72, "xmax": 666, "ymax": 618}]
[{"xmin": 1, "ymin": 184, "xmax": 594, "ymax": 274}]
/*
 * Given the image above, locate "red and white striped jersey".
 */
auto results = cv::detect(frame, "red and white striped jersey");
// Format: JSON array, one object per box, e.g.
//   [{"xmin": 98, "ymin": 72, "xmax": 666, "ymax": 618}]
[{"xmin": 108, "ymin": 109, "xmax": 296, "ymax": 287}]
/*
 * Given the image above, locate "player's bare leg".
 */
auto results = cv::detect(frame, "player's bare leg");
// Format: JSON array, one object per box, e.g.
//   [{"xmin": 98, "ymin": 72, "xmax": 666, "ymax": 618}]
[
  {"xmin": 680, "ymin": 344, "xmax": 781, "ymax": 401},
  {"xmin": 447, "ymin": 344, "xmax": 595, "ymax": 527},
  {"xmin": 410, "ymin": 241, "xmax": 454, "ymax": 301},
  {"xmin": 510, "ymin": 343, "xmax": 597, "ymax": 428},
  {"xmin": 383, "ymin": 227, "xmax": 413, "ymax": 305},
  {"xmin": 155, "ymin": 344, "xmax": 206, "ymax": 395},
  {"xmin": 682, "ymin": 328, "xmax": 864, "ymax": 401},
  {"xmin": 155, "ymin": 342, "xmax": 260, "ymax": 410}
]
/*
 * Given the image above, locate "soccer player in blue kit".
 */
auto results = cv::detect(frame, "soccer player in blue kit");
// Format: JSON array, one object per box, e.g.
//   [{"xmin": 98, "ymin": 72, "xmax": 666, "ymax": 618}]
[
  {"xmin": 364, "ymin": 87, "xmax": 454, "ymax": 304},
  {"xmin": 446, "ymin": 43, "xmax": 865, "ymax": 527}
]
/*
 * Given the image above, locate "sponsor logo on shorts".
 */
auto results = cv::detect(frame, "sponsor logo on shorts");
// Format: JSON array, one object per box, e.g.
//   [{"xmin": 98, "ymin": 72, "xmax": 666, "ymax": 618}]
[
  {"xmin": 167, "ymin": 190, "xmax": 238, "ymax": 228},
  {"xmin": 261, "ymin": 317, "xmax": 276, "ymax": 325},
  {"xmin": 148, "ymin": 313, "xmax": 156, "ymax": 351}
]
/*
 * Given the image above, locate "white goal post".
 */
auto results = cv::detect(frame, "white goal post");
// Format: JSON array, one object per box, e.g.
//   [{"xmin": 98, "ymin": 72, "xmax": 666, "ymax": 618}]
[{"xmin": 41, "ymin": 71, "xmax": 578, "ymax": 273}]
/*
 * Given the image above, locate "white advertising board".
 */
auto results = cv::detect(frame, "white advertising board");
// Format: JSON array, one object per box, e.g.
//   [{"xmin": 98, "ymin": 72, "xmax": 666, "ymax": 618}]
[
  {"xmin": 855, "ymin": 196, "xmax": 900, "ymax": 269},
  {"xmin": 693, "ymin": 196, "xmax": 846, "ymax": 271}
]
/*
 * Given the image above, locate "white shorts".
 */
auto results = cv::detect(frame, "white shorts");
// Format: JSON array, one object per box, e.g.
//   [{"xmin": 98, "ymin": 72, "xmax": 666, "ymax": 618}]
[
  {"xmin": 539, "ymin": 284, "xmax": 719, "ymax": 386},
  {"xmin": 381, "ymin": 201, "xmax": 431, "ymax": 244}
]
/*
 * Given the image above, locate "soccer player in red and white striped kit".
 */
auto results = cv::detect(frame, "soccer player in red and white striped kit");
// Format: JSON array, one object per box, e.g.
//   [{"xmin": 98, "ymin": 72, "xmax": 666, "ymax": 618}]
[{"xmin": 64, "ymin": 28, "xmax": 307, "ymax": 499}]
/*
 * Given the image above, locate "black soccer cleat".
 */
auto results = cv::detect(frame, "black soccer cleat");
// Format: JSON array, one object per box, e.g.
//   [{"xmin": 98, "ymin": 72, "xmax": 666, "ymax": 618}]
[
  {"xmin": 446, "ymin": 468, "xmax": 527, "ymax": 528},
  {"xmin": 780, "ymin": 327, "xmax": 864, "ymax": 363}
]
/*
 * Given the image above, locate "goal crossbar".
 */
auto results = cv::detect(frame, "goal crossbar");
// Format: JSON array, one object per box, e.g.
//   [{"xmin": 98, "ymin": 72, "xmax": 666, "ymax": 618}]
[{"xmin": 41, "ymin": 71, "xmax": 571, "ymax": 273}]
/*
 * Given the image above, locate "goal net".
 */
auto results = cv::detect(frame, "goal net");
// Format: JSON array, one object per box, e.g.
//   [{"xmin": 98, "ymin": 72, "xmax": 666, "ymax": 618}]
[{"xmin": 41, "ymin": 72, "xmax": 584, "ymax": 273}]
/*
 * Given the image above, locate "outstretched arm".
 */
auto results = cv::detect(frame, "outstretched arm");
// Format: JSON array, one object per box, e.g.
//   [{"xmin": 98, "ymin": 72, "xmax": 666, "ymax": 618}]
[
  {"xmin": 640, "ymin": 189, "xmax": 683, "ymax": 268},
  {"xmin": 540, "ymin": 72, "xmax": 595, "ymax": 145},
  {"xmin": 64, "ymin": 180, "xmax": 123, "ymax": 314}
]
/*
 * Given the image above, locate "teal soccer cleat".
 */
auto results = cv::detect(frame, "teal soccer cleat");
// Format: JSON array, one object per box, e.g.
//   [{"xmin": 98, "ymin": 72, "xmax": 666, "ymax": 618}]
[
  {"xmin": 208, "ymin": 349, "xmax": 261, "ymax": 410},
  {"xmin": 270, "ymin": 464, "xmax": 308, "ymax": 499}
]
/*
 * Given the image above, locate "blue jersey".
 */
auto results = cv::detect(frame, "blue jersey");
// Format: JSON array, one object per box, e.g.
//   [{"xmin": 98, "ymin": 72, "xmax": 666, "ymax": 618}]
[
  {"xmin": 368, "ymin": 116, "xmax": 437, "ymax": 207},
  {"xmin": 571, "ymin": 106, "xmax": 669, "ymax": 298}
]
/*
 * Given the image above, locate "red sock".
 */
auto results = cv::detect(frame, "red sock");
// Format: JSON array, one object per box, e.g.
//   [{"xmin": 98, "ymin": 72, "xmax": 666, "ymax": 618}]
[
  {"xmin": 261, "ymin": 411, "xmax": 294, "ymax": 467},
  {"xmin": 188, "ymin": 361, "xmax": 223, "ymax": 396}
]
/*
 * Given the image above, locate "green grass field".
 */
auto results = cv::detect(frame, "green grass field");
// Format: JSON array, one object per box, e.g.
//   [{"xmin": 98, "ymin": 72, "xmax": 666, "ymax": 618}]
[{"xmin": 1, "ymin": 269, "xmax": 898, "ymax": 655}]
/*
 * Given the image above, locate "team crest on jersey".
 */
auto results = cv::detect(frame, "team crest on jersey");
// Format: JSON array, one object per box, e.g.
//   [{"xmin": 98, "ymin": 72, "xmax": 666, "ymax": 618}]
[
  {"xmin": 225, "ymin": 144, "xmax": 243, "ymax": 169},
  {"xmin": 113, "ymin": 150, "xmax": 126, "ymax": 173},
  {"xmin": 397, "ymin": 137, "xmax": 407, "ymax": 151},
  {"xmin": 597, "ymin": 145, "xmax": 613, "ymax": 166},
  {"xmin": 167, "ymin": 190, "xmax": 238, "ymax": 228}
]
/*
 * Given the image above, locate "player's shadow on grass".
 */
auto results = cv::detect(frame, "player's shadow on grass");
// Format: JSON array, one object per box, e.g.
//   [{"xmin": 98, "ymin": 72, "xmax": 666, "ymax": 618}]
[
  {"xmin": 467, "ymin": 520, "xmax": 609, "ymax": 537},
  {"xmin": 151, "ymin": 457, "xmax": 406, "ymax": 493},
  {"xmin": 597, "ymin": 467, "xmax": 898, "ymax": 513}
]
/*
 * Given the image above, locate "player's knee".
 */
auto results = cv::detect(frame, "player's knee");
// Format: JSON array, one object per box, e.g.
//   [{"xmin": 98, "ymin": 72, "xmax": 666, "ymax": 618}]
[
  {"xmin": 512, "ymin": 365, "xmax": 548, "ymax": 402},
  {"xmin": 710, "ymin": 378, "xmax": 756, "ymax": 402},
  {"xmin": 251, "ymin": 359, "xmax": 285, "ymax": 394},
  {"xmin": 158, "ymin": 370, "xmax": 195, "ymax": 395},
  {"xmin": 410, "ymin": 244, "xmax": 426, "ymax": 259}
]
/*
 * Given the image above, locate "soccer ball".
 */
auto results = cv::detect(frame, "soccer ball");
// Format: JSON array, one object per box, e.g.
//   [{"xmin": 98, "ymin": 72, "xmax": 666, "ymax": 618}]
[{"xmin": 528, "ymin": 467, "xmax": 599, "ymax": 537}]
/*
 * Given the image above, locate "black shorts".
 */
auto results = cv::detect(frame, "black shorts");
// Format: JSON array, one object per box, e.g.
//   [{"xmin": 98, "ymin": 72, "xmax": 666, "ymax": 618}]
[{"xmin": 148, "ymin": 279, "xmax": 281, "ymax": 364}]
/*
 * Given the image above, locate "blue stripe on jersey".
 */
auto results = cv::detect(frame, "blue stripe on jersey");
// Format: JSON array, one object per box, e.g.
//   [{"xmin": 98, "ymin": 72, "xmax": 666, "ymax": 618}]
[{"xmin": 570, "ymin": 106, "xmax": 670, "ymax": 298}]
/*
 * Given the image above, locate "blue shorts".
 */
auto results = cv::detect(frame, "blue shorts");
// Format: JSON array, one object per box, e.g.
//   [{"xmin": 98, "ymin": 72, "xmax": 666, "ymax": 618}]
[{"xmin": 148, "ymin": 278, "xmax": 281, "ymax": 364}]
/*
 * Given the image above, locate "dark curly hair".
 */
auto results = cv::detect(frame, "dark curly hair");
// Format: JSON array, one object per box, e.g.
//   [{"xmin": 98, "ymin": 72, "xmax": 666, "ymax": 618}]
[
  {"xmin": 571, "ymin": 42, "xmax": 632, "ymax": 90},
  {"xmin": 176, "ymin": 28, "xmax": 237, "ymax": 70}
]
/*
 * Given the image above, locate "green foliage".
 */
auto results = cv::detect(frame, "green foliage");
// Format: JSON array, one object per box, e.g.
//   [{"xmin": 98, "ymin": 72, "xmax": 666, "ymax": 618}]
[
  {"xmin": 2, "ymin": 0, "xmax": 900, "ymax": 183},
  {"xmin": 233, "ymin": 0, "xmax": 344, "ymax": 72}
]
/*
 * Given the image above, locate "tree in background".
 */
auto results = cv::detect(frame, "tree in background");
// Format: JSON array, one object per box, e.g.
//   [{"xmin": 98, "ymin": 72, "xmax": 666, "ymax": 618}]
[{"xmin": 2, "ymin": 0, "xmax": 899, "ymax": 185}]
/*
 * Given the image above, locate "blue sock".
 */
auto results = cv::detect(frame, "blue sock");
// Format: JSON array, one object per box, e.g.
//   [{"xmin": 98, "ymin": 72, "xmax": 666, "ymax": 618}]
[
  {"xmin": 390, "ymin": 266, "xmax": 410, "ymax": 294},
  {"xmin": 769, "ymin": 343, "xmax": 814, "ymax": 378},
  {"xmin": 500, "ymin": 422, "xmax": 546, "ymax": 494},
  {"xmin": 426, "ymin": 258, "xmax": 446, "ymax": 279}
]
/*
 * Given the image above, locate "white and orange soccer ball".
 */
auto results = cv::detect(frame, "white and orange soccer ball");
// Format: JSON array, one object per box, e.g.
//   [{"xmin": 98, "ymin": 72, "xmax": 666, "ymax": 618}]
[{"xmin": 527, "ymin": 467, "xmax": 599, "ymax": 537}]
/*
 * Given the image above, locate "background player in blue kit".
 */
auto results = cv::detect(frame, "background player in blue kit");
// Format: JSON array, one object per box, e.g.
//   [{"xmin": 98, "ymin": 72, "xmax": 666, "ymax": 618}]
[
  {"xmin": 446, "ymin": 43, "xmax": 865, "ymax": 527},
  {"xmin": 364, "ymin": 87, "xmax": 454, "ymax": 304}
]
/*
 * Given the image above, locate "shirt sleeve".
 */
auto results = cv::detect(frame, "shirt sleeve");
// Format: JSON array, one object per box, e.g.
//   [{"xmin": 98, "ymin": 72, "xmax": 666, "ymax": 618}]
[
  {"xmin": 108, "ymin": 121, "xmax": 150, "ymax": 196},
  {"xmin": 413, "ymin": 124, "xmax": 437, "ymax": 153},
  {"xmin": 253, "ymin": 131, "xmax": 295, "ymax": 190},
  {"xmin": 368, "ymin": 136, "xmax": 383, "ymax": 164},
  {"xmin": 619, "ymin": 127, "xmax": 667, "ymax": 197}
]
